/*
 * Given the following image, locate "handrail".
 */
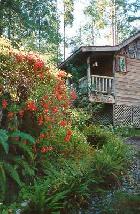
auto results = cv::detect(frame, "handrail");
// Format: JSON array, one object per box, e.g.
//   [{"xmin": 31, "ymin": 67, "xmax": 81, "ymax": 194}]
[
  {"xmin": 79, "ymin": 75, "xmax": 114, "ymax": 94},
  {"xmin": 91, "ymin": 74, "xmax": 114, "ymax": 80},
  {"xmin": 79, "ymin": 75, "xmax": 114, "ymax": 83}
]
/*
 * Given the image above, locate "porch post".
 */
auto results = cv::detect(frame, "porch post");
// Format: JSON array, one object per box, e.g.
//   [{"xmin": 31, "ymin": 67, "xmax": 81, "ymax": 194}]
[{"xmin": 87, "ymin": 56, "xmax": 91, "ymax": 92}]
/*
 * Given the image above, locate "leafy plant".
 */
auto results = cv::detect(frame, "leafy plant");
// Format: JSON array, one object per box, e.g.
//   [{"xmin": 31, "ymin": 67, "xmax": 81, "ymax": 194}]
[{"xmin": 0, "ymin": 129, "xmax": 35, "ymax": 202}]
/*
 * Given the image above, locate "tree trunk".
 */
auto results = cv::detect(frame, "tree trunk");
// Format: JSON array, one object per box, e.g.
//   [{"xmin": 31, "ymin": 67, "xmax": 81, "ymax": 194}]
[{"xmin": 63, "ymin": 2, "xmax": 66, "ymax": 61}]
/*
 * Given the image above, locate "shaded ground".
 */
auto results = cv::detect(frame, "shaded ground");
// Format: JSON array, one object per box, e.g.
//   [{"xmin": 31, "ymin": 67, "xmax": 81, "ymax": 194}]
[{"xmin": 80, "ymin": 137, "xmax": 140, "ymax": 214}]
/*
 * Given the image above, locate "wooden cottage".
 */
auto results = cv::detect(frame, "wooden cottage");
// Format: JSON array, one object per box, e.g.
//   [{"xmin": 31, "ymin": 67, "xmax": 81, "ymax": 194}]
[{"xmin": 59, "ymin": 31, "xmax": 140, "ymax": 127}]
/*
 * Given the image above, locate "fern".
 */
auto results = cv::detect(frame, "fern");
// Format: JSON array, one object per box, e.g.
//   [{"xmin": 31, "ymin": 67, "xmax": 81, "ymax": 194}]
[
  {"xmin": 12, "ymin": 141, "xmax": 34, "ymax": 160},
  {"xmin": 0, "ymin": 163, "xmax": 6, "ymax": 197},
  {"xmin": 0, "ymin": 129, "xmax": 9, "ymax": 154},
  {"xmin": 11, "ymin": 130, "xmax": 35, "ymax": 144},
  {"xmin": 12, "ymin": 157, "xmax": 35, "ymax": 177},
  {"xmin": 3, "ymin": 163, "xmax": 22, "ymax": 187}
]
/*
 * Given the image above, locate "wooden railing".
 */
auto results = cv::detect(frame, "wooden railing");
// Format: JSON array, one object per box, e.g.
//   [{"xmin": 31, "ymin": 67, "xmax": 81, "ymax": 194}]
[{"xmin": 79, "ymin": 75, "xmax": 114, "ymax": 94}]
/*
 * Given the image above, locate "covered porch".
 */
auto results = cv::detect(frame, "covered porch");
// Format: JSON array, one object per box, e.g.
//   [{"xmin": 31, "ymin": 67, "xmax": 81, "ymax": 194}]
[
  {"xmin": 78, "ymin": 54, "xmax": 115, "ymax": 104},
  {"xmin": 59, "ymin": 46, "xmax": 116, "ymax": 104}
]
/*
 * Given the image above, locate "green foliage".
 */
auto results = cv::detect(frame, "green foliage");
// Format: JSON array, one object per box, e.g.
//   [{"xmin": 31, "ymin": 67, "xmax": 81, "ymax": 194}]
[
  {"xmin": 94, "ymin": 140, "xmax": 133, "ymax": 180},
  {"xmin": 83, "ymin": 125, "xmax": 114, "ymax": 148},
  {"xmin": 0, "ymin": 0, "xmax": 61, "ymax": 63},
  {"xmin": 70, "ymin": 108, "xmax": 91, "ymax": 130},
  {"xmin": 82, "ymin": 125, "xmax": 133, "ymax": 186},
  {"xmin": 0, "ymin": 129, "xmax": 9, "ymax": 154},
  {"xmin": 0, "ymin": 129, "xmax": 35, "ymax": 202},
  {"xmin": 20, "ymin": 157, "xmax": 95, "ymax": 213},
  {"xmin": 107, "ymin": 125, "xmax": 140, "ymax": 138},
  {"xmin": 11, "ymin": 130, "xmax": 35, "ymax": 144},
  {"xmin": 102, "ymin": 191, "xmax": 140, "ymax": 214}
]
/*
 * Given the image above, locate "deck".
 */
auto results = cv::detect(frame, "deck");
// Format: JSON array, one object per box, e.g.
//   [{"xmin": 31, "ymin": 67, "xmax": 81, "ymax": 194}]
[{"xmin": 79, "ymin": 75, "xmax": 115, "ymax": 103}]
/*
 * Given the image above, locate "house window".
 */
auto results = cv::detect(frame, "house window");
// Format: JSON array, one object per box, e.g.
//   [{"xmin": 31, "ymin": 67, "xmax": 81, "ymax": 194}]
[{"xmin": 115, "ymin": 56, "xmax": 127, "ymax": 72}]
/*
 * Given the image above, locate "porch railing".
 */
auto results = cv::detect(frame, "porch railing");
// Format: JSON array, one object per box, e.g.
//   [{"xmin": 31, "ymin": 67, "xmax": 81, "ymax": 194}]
[{"xmin": 79, "ymin": 75, "xmax": 114, "ymax": 94}]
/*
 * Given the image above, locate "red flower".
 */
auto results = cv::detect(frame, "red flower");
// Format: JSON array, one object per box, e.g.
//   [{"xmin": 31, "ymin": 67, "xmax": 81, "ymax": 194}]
[
  {"xmin": 39, "ymin": 133, "xmax": 46, "ymax": 139},
  {"xmin": 52, "ymin": 107, "xmax": 58, "ymax": 113},
  {"xmin": 33, "ymin": 59, "xmax": 44, "ymax": 71},
  {"xmin": 59, "ymin": 120, "xmax": 67, "ymax": 127},
  {"xmin": 2, "ymin": 99, "xmax": 8, "ymax": 109},
  {"xmin": 27, "ymin": 101, "xmax": 37, "ymax": 111},
  {"xmin": 42, "ymin": 103, "xmax": 49, "ymax": 109},
  {"xmin": 26, "ymin": 54, "xmax": 35, "ymax": 64},
  {"xmin": 8, "ymin": 112, "xmax": 14, "ymax": 119},
  {"xmin": 64, "ymin": 129, "xmax": 72, "ymax": 142},
  {"xmin": 70, "ymin": 89, "xmax": 77, "ymax": 100},
  {"xmin": 41, "ymin": 146, "xmax": 53, "ymax": 153},
  {"xmin": 38, "ymin": 115, "xmax": 43, "ymax": 125},
  {"xmin": 57, "ymin": 70, "xmax": 67, "ymax": 78},
  {"xmin": 56, "ymin": 93, "xmax": 62, "ymax": 101},
  {"xmin": 43, "ymin": 95, "xmax": 48, "ymax": 100},
  {"xmin": 15, "ymin": 53, "xmax": 25, "ymax": 62}
]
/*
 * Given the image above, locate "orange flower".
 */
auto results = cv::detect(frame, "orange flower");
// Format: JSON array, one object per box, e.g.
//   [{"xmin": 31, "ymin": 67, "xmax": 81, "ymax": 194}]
[
  {"xmin": 39, "ymin": 133, "xmax": 46, "ymax": 139},
  {"xmin": 15, "ymin": 53, "xmax": 25, "ymax": 62},
  {"xmin": 38, "ymin": 115, "xmax": 43, "ymax": 125},
  {"xmin": 70, "ymin": 89, "xmax": 77, "ymax": 100},
  {"xmin": 57, "ymin": 70, "xmax": 67, "ymax": 78},
  {"xmin": 52, "ymin": 107, "xmax": 58, "ymax": 113},
  {"xmin": 59, "ymin": 120, "xmax": 67, "ymax": 127},
  {"xmin": 2, "ymin": 99, "xmax": 8, "ymax": 109},
  {"xmin": 33, "ymin": 59, "xmax": 44, "ymax": 71},
  {"xmin": 56, "ymin": 93, "xmax": 62, "ymax": 101},
  {"xmin": 27, "ymin": 101, "xmax": 37, "ymax": 111},
  {"xmin": 64, "ymin": 129, "xmax": 72, "ymax": 142},
  {"xmin": 8, "ymin": 112, "xmax": 14, "ymax": 119},
  {"xmin": 41, "ymin": 146, "xmax": 53, "ymax": 153}
]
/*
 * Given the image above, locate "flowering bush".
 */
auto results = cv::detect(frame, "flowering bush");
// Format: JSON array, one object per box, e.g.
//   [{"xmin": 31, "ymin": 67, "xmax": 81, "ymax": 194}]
[{"xmin": 0, "ymin": 37, "xmax": 78, "ymax": 158}]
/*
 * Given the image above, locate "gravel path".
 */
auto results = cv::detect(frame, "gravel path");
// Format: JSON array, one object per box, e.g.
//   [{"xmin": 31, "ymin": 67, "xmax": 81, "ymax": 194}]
[{"xmin": 123, "ymin": 137, "xmax": 140, "ymax": 193}]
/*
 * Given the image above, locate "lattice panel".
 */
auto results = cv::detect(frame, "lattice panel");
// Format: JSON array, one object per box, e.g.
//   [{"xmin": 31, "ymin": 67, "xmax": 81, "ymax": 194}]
[
  {"xmin": 114, "ymin": 105, "xmax": 132, "ymax": 126},
  {"xmin": 133, "ymin": 106, "xmax": 140, "ymax": 127},
  {"xmin": 93, "ymin": 114, "xmax": 113, "ymax": 125},
  {"xmin": 93, "ymin": 108, "xmax": 113, "ymax": 125},
  {"xmin": 114, "ymin": 105, "xmax": 140, "ymax": 127}
]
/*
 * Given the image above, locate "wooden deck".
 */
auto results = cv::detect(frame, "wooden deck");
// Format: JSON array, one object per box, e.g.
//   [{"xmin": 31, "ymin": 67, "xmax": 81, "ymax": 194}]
[
  {"xmin": 79, "ymin": 75, "xmax": 115, "ymax": 104},
  {"xmin": 79, "ymin": 75, "xmax": 114, "ymax": 94}
]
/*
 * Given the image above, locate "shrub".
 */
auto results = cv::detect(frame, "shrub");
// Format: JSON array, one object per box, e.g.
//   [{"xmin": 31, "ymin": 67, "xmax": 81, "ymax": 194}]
[{"xmin": 82, "ymin": 125, "xmax": 114, "ymax": 148}]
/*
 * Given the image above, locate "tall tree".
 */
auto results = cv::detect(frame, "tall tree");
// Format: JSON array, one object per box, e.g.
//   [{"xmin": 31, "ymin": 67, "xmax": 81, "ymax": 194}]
[
  {"xmin": 63, "ymin": 0, "xmax": 74, "ymax": 60},
  {"xmin": 84, "ymin": 0, "xmax": 108, "ymax": 45},
  {"xmin": 0, "ymin": 0, "xmax": 62, "ymax": 63},
  {"xmin": 110, "ymin": 0, "xmax": 139, "ymax": 45}
]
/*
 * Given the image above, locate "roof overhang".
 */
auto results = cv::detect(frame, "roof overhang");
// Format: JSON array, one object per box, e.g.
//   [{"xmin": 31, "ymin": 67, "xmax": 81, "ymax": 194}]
[
  {"xmin": 59, "ymin": 46, "xmax": 117, "ymax": 69},
  {"xmin": 59, "ymin": 31, "xmax": 140, "ymax": 69}
]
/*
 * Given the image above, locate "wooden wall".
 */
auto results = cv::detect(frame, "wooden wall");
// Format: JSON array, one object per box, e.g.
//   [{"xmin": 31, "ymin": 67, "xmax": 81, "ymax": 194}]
[{"xmin": 115, "ymin": 57, "xmax": 140, "ymax": 106}]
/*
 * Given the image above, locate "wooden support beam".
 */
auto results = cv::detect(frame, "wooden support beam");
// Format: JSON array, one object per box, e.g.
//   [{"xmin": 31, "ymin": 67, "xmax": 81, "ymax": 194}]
[{"xmin": 87, "ymin": 56, "xmax": 91, "ymax": 92}]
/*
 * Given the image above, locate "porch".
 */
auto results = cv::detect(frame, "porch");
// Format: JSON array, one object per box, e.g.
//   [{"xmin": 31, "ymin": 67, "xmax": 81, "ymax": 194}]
[{"xmin": 79, "ymin": 74, "xmax": 115, "ymax": 104}]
